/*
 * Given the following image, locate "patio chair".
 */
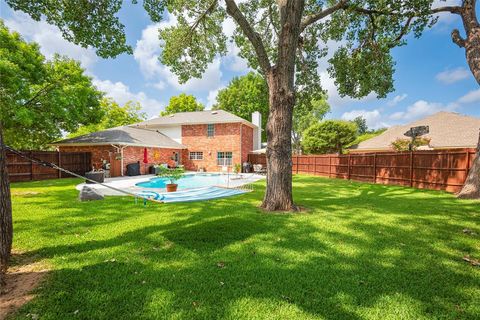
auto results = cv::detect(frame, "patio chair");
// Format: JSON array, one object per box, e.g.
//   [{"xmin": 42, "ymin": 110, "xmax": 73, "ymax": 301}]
[{"xmin": 253, "ymin": 164, "xmax": 267, "ymax": 175}]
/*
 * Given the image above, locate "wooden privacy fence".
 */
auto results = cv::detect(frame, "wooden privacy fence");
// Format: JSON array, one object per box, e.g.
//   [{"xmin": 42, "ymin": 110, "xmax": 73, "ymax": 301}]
[
  {"xmin": 6, "ymin": 150, "xmax": 92, "ymax": 182},
  {"xmin": 248, "ymin": 148, "xmax": 476, "ymax": 193}
]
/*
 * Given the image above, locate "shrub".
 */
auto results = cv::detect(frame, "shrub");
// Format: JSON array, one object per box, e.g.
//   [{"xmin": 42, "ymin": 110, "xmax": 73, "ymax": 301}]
[
  {"xmin": 302, "ymin": 120, "xmax": 358, "ymax": 154},
  {"xmin": 155, "ymin": 166, "xmax": 185, "ymax": 184}
]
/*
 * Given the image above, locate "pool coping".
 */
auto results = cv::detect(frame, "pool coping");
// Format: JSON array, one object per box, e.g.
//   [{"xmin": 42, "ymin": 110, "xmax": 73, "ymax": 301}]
[{"xmin": 75, "ymin": 172, "xmax": 265, "ymax": 196}]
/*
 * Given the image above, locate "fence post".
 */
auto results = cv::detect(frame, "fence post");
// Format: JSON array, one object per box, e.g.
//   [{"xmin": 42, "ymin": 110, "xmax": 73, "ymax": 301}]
[
  {"xmin": 409, "ymin": 151, "xmax": 414, "ymax": 187},
  {"xmin": 373, "ymin": 153, "xmax": 377, "ymax": 184},
  {"xmin": 328, "ymin": 155, "xmax": 331, "ymax": 178},
  {"xmin": 30, "ymin": 151, "xmax": 34, "ymax": 181},
  {"xmin": 296, "ymin": 155, "xmax": 299, "ymax": 174},
  {"xmin": 347, "ymin": 154, "xmax": 351, "ymax": 180},
  {"xmin": 58, "ymin": 151, "xmax": 61, "ymax": 178},
  {"xmin": 466, "ymin": 150, "xmax": 471, "ymax": 172}
]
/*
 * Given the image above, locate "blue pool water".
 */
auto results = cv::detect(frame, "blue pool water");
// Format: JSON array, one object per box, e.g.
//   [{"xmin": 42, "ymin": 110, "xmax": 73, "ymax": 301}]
[
  {"xmin": 136, "ymin": 186, "xmax": 247, "ymax": 203},
  {"xmin": 136, "ymin": 173, "xmax": 230, "ymax": 189}
]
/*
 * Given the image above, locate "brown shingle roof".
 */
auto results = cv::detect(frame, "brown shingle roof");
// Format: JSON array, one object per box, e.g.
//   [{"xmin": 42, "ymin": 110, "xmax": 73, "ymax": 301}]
[
  {"xmin": 131, "ymin": 110, "xmax": 256, "ymax": 128},
  {"xmin": 351, "ymin": 112, "xmax": 480, "ymax": 151},
  {"xmin": 52, "ymin": 126, "xmax": 186, "ymax": 149}
]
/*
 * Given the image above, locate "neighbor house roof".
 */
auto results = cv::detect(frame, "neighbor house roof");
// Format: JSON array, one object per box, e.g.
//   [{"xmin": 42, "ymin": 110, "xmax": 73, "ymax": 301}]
[
  {"xmin": 131, "ymin": 110, "xmax": 257, "ymax": 128},
  {"xmin": 51, "ymin": 126, "xmax": 186, "ymax": 149},
  {"xmin": 351, "ymin": 112, "xmax": 480, "ymax": 151}
]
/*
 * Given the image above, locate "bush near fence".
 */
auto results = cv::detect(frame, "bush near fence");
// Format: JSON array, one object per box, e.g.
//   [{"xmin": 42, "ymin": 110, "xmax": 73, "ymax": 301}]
[
  {"xmin": 6, "ymin": 150, "xmax": 92, "ymax": 182},
  {"xmin": 248, "ymin": 148, "xmax": 476, "ymax": 193}
]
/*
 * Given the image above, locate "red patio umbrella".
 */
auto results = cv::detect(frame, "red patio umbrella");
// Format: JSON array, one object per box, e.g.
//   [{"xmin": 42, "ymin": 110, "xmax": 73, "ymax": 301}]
[{"xmin": 143, "ymin": 148, "xmax": 149, "ymax": 164}]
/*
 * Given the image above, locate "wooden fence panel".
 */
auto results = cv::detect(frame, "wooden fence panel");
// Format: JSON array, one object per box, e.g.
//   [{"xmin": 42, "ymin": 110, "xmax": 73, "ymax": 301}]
[
  {"xmin": 6, "ymin": 150, "xmax": 92, "ymax": 182},
  {"xmin": 248, "ymin": 148, "xmax": 476, "ymax": 193}
]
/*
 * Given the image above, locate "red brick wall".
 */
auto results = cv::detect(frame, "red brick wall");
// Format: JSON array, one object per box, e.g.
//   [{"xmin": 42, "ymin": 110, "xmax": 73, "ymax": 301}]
[
  {"xmin": 181, "ymin": 123, "xmax": 254, "ymax": 172},
  {"xmin": 241, "ymin": 124, "xmax": 254, "ymax": 164},
  {"xmin": 58, "ymin": 145, "xmax": 183, "ymax": 176}
]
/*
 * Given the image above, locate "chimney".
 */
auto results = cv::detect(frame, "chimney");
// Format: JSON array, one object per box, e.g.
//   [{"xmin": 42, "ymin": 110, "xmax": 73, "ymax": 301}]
[{"xmin": 251, "ymin": 111, "xmax": 262, "ymax": 150}]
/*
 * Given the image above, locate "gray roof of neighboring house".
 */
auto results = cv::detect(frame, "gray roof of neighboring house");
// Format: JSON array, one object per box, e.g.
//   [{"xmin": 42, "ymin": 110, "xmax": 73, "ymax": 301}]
[
  {"xmin": 132, "ymin": 110, "xmax": 257, "ymax": 128},
  {"xmin": 351, "ymin": 112, "xmax": 480, "ymax": 151},
  {"xmin": 52, "ymin": 126, "xmax": 186, "ymax": 149}
]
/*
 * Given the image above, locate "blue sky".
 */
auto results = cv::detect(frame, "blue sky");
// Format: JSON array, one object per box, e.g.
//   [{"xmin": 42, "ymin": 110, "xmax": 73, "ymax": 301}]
[{"xmin": 1, "ymin": 1, "xmax": 478, "ymax": 130}]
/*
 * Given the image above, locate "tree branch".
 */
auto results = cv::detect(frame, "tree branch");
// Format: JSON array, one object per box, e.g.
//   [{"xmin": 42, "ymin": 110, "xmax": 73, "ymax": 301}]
[
  {"xmin": 225, "ymin": 0, "xmax": 271, "ymax": 72},
  {"xmin": 430, "ymin": 6, "xmax": 462, "ymax": 15},
  {"xmin": 189, "ymin": 0, "xmax": 218, "ymax": 34},
  {"xmin": 300, "ymin": 0, "xmax": 347, "ymax": 31},
  {"xmin": 451, "ymin": 29, "xmax": 466, "ymax": 47}
]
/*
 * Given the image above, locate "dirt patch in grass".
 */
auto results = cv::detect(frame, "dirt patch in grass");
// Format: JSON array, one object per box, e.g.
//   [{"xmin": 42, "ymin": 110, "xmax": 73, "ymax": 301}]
[{"xmin": 0, "ymin": 252, "xmax": 48, "ymax": 320}]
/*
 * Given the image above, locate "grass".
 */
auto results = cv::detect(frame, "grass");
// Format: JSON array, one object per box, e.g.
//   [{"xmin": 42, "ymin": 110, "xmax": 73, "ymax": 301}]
[{"xmin": 8, "ymin": 175, "xmax": 480, "ymax": 319}]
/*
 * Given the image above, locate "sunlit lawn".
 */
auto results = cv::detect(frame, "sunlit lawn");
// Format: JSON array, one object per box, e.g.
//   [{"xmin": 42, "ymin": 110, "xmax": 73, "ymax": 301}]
[{"xmin": 8, "ymin": 175, "xmax": 480, "ymax": 319}]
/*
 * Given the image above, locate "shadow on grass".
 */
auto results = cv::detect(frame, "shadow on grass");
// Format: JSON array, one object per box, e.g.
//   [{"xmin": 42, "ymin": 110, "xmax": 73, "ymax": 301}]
[{"xmin": 9, "ymin": 175, "xmax": 480, "ymax": 319}]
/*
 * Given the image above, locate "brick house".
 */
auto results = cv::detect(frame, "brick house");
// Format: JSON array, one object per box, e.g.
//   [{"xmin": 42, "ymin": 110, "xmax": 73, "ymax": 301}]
[{"xmin": 52, "ymin": 110, "xmax": 261, "ymax": 176}]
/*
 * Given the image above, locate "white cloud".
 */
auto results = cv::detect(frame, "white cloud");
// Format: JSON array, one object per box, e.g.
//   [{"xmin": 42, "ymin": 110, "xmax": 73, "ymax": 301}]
[
  {"xmin": 341, "ymin": 109, "xmax": 390, "ymax": 129},
  {"xmin": 93, "ymin": 78, "xmax": 165, "ymax": 116},
  {"xmin": 436, "ymin": 67, "xmax": 470, "ymax": 84},
  {"xmin": 4, "ymin": 11, "xmax": 97, "ymax": 70},
  {"xmin": 387, "ymin": 94, "xmax": 408, "ymax": 107},
  {"xmin": 389, "ymin": 100, "xmax": 459, "ymax": 122},
  {"xmin": 458, "ymin": 88, "xmax": 480, "ymax": 104},
  {"xmin": 206, "ymin": 85, "xmax": 226, "ymax": 109},
  {"xmin": 133, "ymin": 17, "xmax": 223, "ymax": 92}
]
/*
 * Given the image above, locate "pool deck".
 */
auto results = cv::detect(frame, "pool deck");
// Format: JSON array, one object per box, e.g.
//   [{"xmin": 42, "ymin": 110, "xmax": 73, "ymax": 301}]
[{"xmin": 76, "ymin": 172, "xmax": 265, "ymax": 196}]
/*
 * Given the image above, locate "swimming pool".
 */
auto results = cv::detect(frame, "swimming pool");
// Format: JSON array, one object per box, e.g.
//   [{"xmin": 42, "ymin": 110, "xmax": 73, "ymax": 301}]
[{"xmin": 136, "ymin": 173, "xmax": 232, "ymax": 189}]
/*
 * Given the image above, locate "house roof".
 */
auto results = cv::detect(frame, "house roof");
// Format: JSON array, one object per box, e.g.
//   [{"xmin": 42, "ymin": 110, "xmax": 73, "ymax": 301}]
[
  {"xmin": 51, "ymin": 126, "xmax": 186, "ymax": 149},
  {"xmin": 351, "ymin": 112, "xmax": 480, "ymax": 151},
  {"xmin": 131, "ymin": 110, "xmax": 256, "ymax": 128}
]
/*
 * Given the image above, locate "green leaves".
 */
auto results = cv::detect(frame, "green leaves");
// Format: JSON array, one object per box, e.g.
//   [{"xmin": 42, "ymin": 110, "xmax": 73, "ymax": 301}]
[
  {"xmin": 302, "ymin": 120, "xmax": 358, "ymax": 154},
  {"xmin": 161, "ymin": 93, "xmax": 205, "ymax": 116},
  {"xmin": 213, "ymin": 72, "xmax": 269, "ymax": 140},
  {"xmin": 0, "ymin": 22, "xmax": 103, "ymax": 149},
  {"xmin": 69, "ymin": 98, "xmax": 147, "ymax": 138},
  {"xmin": 158, "ymin": 1, "xmax": 227, "ymax": 83},
  {"xmin": 6, "ymin": 0, "xmax": 132, "ymax": 58}
]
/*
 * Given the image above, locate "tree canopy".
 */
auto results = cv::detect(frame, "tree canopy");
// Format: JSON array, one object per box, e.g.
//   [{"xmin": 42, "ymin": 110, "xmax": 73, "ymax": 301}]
[
  {"xmin": 69, "ymin": 98, "xmax": 147, "ymax": 137},
  {"xmin": 161, "ymin": 93, "xmax": 204, "ymax": 116},
  {"xmin": 352, "ymin": 116, "xmax": 368, "ymax": 135},
  {"xmin": 213, "ymin": 72, "xmax": 269, "ymax": 140},
  {"xmin": 0, "ymin": 20, "xmax": 103, "ymax": 150},
  {"xmin": 302, "ymin": 120, "xmax": 358, "ymax": 154},
  {"xmin": 292, "ymin": 96, "xmax": 330, "ymax": 153}
]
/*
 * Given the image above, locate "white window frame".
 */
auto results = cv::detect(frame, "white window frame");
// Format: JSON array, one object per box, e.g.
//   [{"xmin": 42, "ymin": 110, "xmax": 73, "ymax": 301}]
[
  {"xmin": 189, "ymin": 152, "xmax": 203, "ymax": 160},
  {"xmin": 207, "ymin": 124, "xmax": 215, "ymax": 137},
  {"xmin": 217, "ymin": 151, "xmax": 232, "ymax": 166}
]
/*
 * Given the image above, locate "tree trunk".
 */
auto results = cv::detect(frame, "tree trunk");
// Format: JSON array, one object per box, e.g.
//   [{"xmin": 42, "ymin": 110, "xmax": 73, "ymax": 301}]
[
  {"xmin": 0, "ymin": 122, "xmax": 13, "ymax": 290},
  {"xmin": 261, "ymin": 0, "xmax": 304, "ymax": 211},
  {"xmin": 452, "ymin": 0, "xmax": 480, "ymax": 83},
  {"xmin": 458, "ymin": 130, "xmax": 480, "ymax": 198},
  {"xmin": 262, "ymin": 70, "xmax": 296, "ymax": 211}
]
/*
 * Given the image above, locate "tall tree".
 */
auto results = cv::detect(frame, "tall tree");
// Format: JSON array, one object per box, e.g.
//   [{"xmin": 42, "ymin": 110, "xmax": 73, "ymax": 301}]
[
  {"xmin": 160, "ymin": 93, "xmax": 204, "ymax": 116},
  {"xmin": 302, "ymin": 120, "xmax": 358, "ymax": 154},
  {"xmin": 428, "ymin": 0, "xmax": 480, "ymax": 198},
  {"xmin": 292, "ymin": 97, "xmax": 330, "ymax": 154},
  {"xmin": 0, "ymin": 21, "xmax": 102, "ymax": 287},
  {"xmin": 213, "ymin": 72, "xmax": 269, "ymax": 140},
  {"xmin": 69, "ymin": 98, "xmax": 147, "ymax": 137},
  {"xmin": 0, "ymin": 22, "xmax": 103, "ymax": 150},
  {"xmin": 352, "ymin": 116, "xmax": 368, "ymax": 135},
  {"xmin": 5, "ymin": 1, "xmax": 439, "ymax": 211}
]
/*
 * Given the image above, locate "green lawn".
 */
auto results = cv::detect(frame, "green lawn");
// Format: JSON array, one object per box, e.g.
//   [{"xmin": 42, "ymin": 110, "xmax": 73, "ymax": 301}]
[{"xmin": 9, "ymin": 176, "xmax": 480, "ymax": 319}]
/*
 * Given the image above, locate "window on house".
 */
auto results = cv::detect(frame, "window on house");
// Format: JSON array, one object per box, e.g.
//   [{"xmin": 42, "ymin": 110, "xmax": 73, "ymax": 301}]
[
  {"xmin": 189, "ymin": 152, "xmax": 203, "ymax": 160},
  {"xmin": 217, "ymin": 152, "xmax": 232, "ymax": 166},
  {"xmin": 207, "ymin": 124, "xmax": 215, "ymax": 137}
]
